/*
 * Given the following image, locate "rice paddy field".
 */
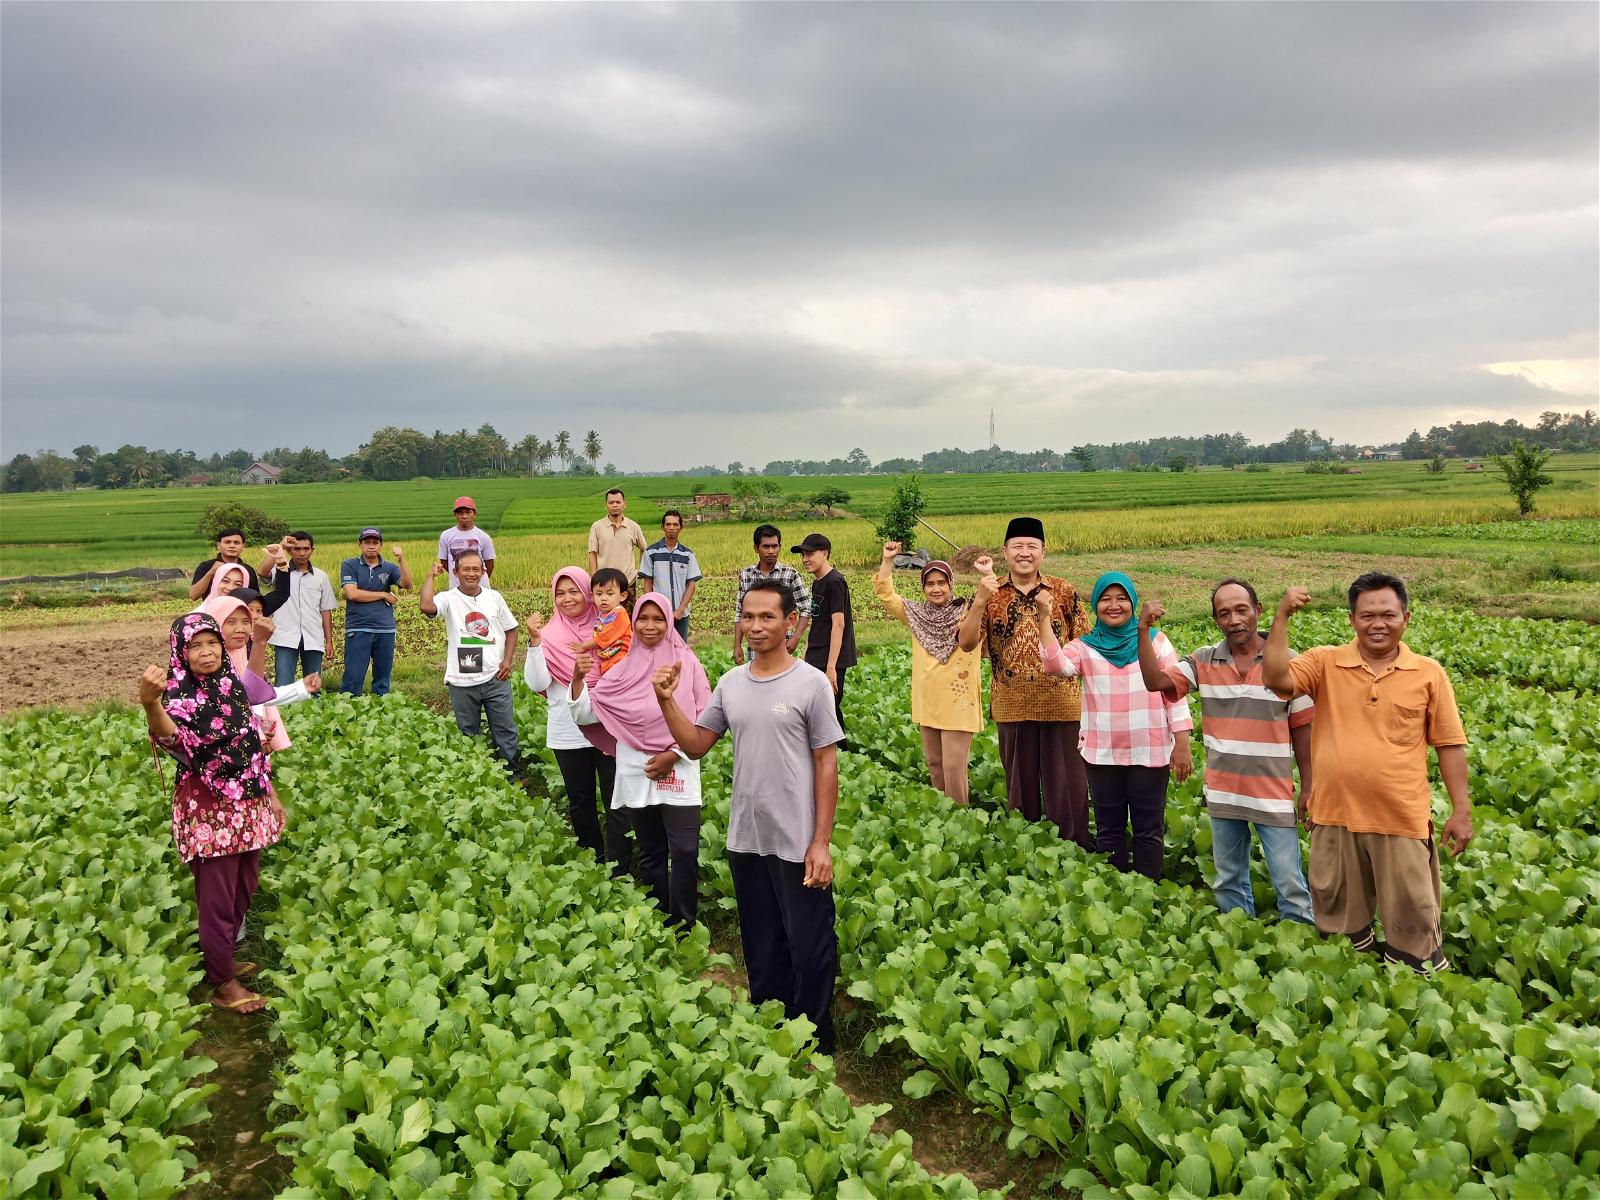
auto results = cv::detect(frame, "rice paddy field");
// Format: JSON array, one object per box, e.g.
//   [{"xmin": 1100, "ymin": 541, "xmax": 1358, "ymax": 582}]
[{"xmin": 2, "ymin": 454, "xmax": 1597, "ymax": 584}]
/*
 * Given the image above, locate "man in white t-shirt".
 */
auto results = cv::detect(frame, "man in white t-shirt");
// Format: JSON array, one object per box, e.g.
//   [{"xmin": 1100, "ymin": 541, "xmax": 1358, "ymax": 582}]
[
  {"xmin": 420, "ymin": 549, "xmax": 519, "ymax": 773},
  {"xmin": 436, "ymin": 496, "xmax": 497, "ymax": 590}
]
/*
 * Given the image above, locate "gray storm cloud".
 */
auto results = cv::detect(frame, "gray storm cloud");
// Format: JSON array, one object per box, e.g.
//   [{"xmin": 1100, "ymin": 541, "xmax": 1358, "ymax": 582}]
[{"xmin": 2, "ymin": 1, "xmax": 1595, "ymax": 461}]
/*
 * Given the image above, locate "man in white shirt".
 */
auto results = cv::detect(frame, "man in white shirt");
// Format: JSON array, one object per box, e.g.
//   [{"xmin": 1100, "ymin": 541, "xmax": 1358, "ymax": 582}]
[
  {"xmin": 264, "ymin": 531, "xmax": 337, "ymax": 687},
  {"xmin": 420, "ymin": 549, "xmax": 520, "ymax": 774}
]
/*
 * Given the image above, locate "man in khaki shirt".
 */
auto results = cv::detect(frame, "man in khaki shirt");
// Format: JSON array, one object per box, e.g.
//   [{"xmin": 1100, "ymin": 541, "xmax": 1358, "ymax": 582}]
[{"xmin": 588, "ymin": 488, "xmax": 648, "ymax": 583}]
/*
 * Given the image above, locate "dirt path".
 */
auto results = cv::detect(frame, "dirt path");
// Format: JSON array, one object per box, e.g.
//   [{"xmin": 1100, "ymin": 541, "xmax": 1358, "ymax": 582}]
[{"xmin": 0, "ymin": 616, "xmax": 172, "ymax": 714}]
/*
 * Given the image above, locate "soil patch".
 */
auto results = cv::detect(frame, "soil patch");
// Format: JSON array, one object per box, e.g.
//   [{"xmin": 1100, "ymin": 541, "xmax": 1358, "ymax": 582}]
[{"xmin": 0, "ymin": 616, "xmax": 173, "ymax": 714}]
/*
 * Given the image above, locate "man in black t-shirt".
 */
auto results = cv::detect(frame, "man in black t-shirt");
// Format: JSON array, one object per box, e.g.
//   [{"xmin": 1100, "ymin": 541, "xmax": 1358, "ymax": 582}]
[
  {"xmin": 794, "ymin": 532, "xmax": 856, "ymax": 733},
  {"xmin": 188, "ymin": 527, "xmax": 263, "ymax": 601}
]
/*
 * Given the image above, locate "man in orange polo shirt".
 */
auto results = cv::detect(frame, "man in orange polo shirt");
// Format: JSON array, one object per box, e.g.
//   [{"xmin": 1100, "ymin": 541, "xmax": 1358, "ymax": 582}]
[{"xmin": 1264, "ymin": 571, "xmax": 1472, "ymax": 973}]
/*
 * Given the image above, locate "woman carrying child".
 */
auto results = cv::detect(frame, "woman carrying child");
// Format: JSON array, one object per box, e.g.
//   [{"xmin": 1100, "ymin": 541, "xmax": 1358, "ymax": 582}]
[
  {"xmin": 569, "ymin": 592, "xmax": 710, "ymax": 928},
  {"xmin": 1037, "ymin": 572, "xmax": 1193, "ymax": 880},
  {"xmin": 524, "ymin": 567, "xmax": 631, "ymax": 872},
  {"xmin": 139, "ymin": 613, "xmax": 285, "ymax": 1013}
]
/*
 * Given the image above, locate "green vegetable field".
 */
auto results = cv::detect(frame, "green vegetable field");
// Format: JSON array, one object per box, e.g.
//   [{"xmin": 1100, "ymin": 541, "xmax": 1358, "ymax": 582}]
[{"xmin": 5, "ymin": 594, "xmax": 1600, "ymax": 1194}]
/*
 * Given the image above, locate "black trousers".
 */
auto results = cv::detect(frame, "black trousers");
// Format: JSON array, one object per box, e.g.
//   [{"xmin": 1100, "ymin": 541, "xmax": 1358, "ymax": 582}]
[
  {"xmin": 552, "ymin": 746, "xmax": 631, "ymax": 875},
  {"xmin": 633, "ymin": 804, "xmax": 701, "ymax": 928},
  {"xmin": 728, "ymin": 851, "xmax": 838, "ymax": 1054},
  {"xmin": 803, "ymin": 650, "xmax": 848, "ymax": 738},
  {"xmin": 1086, "ymin": 763, "xmax": 1170, "ymax": 880}
]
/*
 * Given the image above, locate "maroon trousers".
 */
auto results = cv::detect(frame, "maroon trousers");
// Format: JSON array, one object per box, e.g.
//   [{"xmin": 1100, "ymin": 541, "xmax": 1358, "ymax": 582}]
[
  {"xmin": 188, "ymin": 849, "xmax": 261, "ymax": 986},
  {"xmin": 998, "ymin": 721, "xmax": 1092, "ymax": 850}
]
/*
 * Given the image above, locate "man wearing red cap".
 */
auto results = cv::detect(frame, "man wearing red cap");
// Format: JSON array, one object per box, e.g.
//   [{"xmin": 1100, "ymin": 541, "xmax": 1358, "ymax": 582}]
[{"xmin": 437, "ymin": 496, "xmax": 496, "ymax": 590}]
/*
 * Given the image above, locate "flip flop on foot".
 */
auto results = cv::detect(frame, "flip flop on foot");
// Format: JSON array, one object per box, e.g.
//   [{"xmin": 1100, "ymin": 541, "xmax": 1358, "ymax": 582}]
[{"xmin": 211, "ymin": 988, "xmax": 267, "ymax": 1014}]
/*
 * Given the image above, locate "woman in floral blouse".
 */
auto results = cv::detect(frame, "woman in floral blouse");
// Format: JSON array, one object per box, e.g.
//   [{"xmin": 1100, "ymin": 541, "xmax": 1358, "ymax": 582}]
[{"xmin": 140, "ymin": 613, "xmax": 284, "ymax": 1013}]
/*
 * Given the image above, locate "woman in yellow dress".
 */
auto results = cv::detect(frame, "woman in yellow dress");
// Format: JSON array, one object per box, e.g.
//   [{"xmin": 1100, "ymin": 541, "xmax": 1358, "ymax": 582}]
[{"xmin": 872, "ymin": 541, "xmax": 985, "ymax": 803}]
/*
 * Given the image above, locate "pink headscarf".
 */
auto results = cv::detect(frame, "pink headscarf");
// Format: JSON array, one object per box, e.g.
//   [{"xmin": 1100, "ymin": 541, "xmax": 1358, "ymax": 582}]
[
  {"xmin": 202, "ymin": 595, "xmax": 289, "ymax": 750},
  {"xmin": 188, "ymin": 562, "xmax": 251, "ymax": 613},
  {"xmin": 541, "ymin": 567, "xmax": 598, "ymax": 687},
  {"xmin": 581, "ymin": 592, "xmax": 709, "ymax": 755}
]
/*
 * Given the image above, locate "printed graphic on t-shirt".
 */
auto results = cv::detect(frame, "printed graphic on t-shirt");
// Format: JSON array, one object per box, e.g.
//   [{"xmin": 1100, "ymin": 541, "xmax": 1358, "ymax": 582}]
[
  {"xmin": 448, "ymin": 538, "xmax": 484, "ymax": 569},
  {"xmin": 657, "ymin": 770, "xmax": 685, "ymax": 793},
  {"xmin": 456, "ymin": 609, "xmax": 493, "ymax": 674}
]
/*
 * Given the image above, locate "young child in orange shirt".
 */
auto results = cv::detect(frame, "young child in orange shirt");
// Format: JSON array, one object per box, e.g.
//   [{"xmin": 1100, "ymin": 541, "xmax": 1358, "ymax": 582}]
[{"xmin": 574, "ymin": 568, "xmax": 632, "ymax": 675}]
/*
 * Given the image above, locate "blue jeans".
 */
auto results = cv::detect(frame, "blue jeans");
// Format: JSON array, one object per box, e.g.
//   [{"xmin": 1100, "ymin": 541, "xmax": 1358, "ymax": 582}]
[
  {"xmin": 674, "ymin": 614, "xmax": 691, "ymax": 642},
  {"xmin": 272, "ymin": 645, "xmax": 324, "ymax": 687},
  {"xmin": 1210, "ymin": 817, "xmax": 1315, "ymax": 924},
  {"xmin": 341, "ymin": 631, "xmax": 396, "ymax": 696}
]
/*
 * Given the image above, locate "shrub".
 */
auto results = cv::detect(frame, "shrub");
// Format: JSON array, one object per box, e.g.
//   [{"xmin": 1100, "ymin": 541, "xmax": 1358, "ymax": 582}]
[{"xmin": 194, "ymin": 502, "xmax": 289, "ymax": 544}]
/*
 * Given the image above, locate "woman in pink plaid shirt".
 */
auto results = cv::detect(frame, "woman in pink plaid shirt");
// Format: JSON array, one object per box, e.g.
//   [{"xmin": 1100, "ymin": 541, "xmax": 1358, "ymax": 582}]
[{"xmin": 1035, "ymin": 571, "xmax": 1194, "ymax": 880}]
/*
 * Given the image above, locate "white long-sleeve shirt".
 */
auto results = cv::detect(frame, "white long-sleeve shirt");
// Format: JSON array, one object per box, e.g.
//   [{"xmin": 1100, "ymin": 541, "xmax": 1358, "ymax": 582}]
[{"xmin": 522, "ymin": 644, "xmax": 595, "ymax": 752}]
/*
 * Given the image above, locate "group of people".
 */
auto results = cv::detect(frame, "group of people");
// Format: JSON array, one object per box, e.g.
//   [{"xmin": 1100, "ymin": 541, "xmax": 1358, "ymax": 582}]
[{"xmin": 147, "ymin": 497, "xmax": 1474, "ymax": 1034}]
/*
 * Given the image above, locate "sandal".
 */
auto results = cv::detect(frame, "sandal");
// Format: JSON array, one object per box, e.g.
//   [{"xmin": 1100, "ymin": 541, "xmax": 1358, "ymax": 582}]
[{"xmin": 211, "ymin": 991, "xmax": 267, "ymax": 1013}]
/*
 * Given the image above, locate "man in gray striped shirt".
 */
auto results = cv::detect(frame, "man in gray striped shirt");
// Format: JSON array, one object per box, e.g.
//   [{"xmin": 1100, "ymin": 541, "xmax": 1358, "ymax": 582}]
[{"xmin": 1138, "ymin": 579, "xmax": 1315, "ymax": 925}]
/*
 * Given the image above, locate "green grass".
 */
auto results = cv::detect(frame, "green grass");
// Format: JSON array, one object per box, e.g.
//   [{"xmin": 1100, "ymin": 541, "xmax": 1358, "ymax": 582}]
[{"xmin": 2, "ymin": 455, "xmax": 1595, "ymax": 580}]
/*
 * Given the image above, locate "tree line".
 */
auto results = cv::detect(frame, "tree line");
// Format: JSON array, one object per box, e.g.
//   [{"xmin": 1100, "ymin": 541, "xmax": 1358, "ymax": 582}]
[
  {"xmin": 0, "ymin": 425, "xmax": 610, "ymax": 492},
  {"xmin": 3, "ymin": 411, "xmax": 1593, "ymax": 493}
]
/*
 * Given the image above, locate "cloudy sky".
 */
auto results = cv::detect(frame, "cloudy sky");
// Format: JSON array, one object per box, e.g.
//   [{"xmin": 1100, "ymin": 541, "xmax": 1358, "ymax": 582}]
[{"xmin": 3, "ymin": 2, "xmax": 1596, "ymax": 466}]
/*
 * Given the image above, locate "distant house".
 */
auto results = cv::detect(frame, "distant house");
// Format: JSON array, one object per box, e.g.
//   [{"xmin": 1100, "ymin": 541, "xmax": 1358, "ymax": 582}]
[
  {"xmin": 241, "ymin": 461, "xmax": 281, "ymax": 485},
  {"xmin": 1375, "ymin": 450, "xmax": 1403, "ymax": 461},
  {"xmin": 693, "ymin": 492, "xmax": 733, "ymax": 516}
]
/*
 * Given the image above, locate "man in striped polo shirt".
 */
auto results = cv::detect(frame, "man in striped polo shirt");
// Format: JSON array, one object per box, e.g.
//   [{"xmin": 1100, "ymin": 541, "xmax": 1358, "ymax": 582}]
[{"xmin": 1137, "ymin": 579, "xmax": 1315, "ymax": 924}]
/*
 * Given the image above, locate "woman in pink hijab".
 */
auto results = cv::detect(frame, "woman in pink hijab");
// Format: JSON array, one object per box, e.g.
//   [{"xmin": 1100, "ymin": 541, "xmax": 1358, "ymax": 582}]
[
  {"xmin": 189, "ymin": 562, "xmax": 251, "ymax": 612},
  {"xmin": 201, "ymin": 595, "xmax": 320, "ymax": 752},
  {"xmin": 569, "ymin": 591, "xmax": 710, "ymax": 927},
  {"xmin": 524, "ymin": 567, "xmax": 633, "ymax": 873}
]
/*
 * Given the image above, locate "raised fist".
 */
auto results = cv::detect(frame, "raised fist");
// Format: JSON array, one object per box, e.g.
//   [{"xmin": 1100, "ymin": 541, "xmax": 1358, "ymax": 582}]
[
  {"xmin": 138, "ymin": 665, "xmax": 166, "ymax": 705},
  {"xmin": 653, "ymin": 662, "xmax": 681, "ymax": 700}
]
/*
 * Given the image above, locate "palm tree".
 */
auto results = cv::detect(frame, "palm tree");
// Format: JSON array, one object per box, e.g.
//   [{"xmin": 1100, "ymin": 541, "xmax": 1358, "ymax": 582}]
[
  {"xmin": 555, "ymin": 430, "xmax": 572, "ymax": 474},
  {"xmin": 584, "ymin": 430, "xmax": 602, "ymax": 474},
  {"xmin": 513, "ymin": 434, "xmax": 538, "ymax": 476},
  {"xmin": 536, "ymin": 438, "xmax": 555, "ymax": 475}
]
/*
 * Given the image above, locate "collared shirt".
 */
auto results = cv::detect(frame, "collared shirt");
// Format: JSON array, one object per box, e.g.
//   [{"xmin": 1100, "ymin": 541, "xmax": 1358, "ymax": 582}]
[
  {"xmin": 1285, "ymin": 640, "xmax": 1467, "ymax": 839},
  {"xmin": 979, "ymin": 575, "xmax": 1090, "ymax": 723},
  {"xmin": 1042, "ymin": 632, "xmax": 1194, "ymax": 766},
  {"xmin": 265, "ymin": 564, "xmax": 336, "ymax": 651},
  {"xmin": 1168, "ymin": 635, "xmax": 1314, "ymax": 827},
  {"xmin": 735, "ymin": 562, "xmax": 809, "ymax": 622},
  {"xmin": 588, "ymin": 516, "xmax": 648, "ymax": 580},
  {"xmin": 340, "ymin": 556, "xmax": 404, "ymax": 634},
  {"xmin": 640, "ymin": 538, "xmax": 703, "ymax": 614}
]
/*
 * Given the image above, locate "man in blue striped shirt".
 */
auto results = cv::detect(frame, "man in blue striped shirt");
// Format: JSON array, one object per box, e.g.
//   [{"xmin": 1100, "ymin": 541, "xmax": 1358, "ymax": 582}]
[{"xmin": 640, "ymin": 509, "xmax": 703, "ymax": 641}]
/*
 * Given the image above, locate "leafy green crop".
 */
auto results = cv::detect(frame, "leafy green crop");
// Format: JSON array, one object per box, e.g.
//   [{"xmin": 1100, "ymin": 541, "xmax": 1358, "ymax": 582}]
[
  {"xmin": 264, "ymin": 695, "xmax": 996, "ymax": 1198},
  {"xmin": 519, "ymin": 640, "xmax": 1600, "ymax": 1199},
  {"xmin": 1, "ymin": 709, "xmax": 218, "ymax": 1197}
]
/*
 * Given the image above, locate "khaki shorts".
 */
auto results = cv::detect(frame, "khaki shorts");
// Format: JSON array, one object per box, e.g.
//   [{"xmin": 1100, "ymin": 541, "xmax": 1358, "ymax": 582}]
[{"xmin": 1308, "ymin": 824, "xmax": 1444, "ymax": 966}]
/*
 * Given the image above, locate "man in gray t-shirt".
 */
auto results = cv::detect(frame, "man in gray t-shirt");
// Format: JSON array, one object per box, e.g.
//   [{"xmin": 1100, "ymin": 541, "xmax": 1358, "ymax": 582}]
[{"xmin": 655, "ymin": 578, "xmax": 843, "ymax": 1054}]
